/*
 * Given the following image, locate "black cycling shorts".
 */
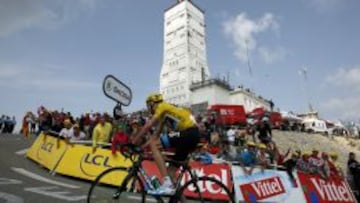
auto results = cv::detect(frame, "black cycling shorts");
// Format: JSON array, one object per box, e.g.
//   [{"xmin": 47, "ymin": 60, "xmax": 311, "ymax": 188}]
[{"xmin": 160, "ymin": 127, "xmax": 200, "ymax": 161}]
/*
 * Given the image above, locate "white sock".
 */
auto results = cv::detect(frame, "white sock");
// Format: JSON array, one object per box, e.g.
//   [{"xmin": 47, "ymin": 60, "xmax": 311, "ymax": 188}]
[{"xmin": 163, "ymin": 176, "xmax": 173, "ymax": 187}]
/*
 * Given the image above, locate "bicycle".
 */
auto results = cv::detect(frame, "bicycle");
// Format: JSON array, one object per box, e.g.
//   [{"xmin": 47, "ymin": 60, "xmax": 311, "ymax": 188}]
[{"xmin": 87, "ymin": 143, "xmax": 235, "ymax": 203}]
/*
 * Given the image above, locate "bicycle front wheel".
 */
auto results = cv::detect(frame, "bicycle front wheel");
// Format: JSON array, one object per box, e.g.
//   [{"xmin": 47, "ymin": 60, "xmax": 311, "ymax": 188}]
[
  {"xmin": 87, "ymin": 167, "xmax": 146, "ymax": 203},
  {"xmin": 174, "ymin": 176, "xmax": 235, "ymax": 203}
]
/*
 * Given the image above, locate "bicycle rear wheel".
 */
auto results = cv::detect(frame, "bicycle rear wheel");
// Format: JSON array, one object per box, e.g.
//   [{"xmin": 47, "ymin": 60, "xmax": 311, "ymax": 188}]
[
  {"xmin": 87, "ymin": 167, "xmax": 147, "ymax": 203},
  {"xmin": 173, "ymin": 176, "xmax": 235, "ymax": 203}
]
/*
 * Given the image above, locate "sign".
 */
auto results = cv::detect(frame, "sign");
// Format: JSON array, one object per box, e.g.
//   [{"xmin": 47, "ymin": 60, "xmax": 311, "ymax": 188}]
[
  {"xmin": 232, "ymin": 166, "xmax": 306, "ymax": 203},
  {"xmin": 26, "ymin": 133, "xmax": 68, "ymax": 171},
  {"xmin": 143, "ymin": 161, "xmax": 232, "ymax": 201},
  {"xmin": 113, "ymin": 103, "xmax": 123, "ymax": 120},
  {"xmin": 103, "ymin": 75, "xmax": 132, "ymax": 106},
  {"xmin": 297, "ymin": 171, "xmax": 357, "ymax": 203},
  {"xmin": 54, "ymin": 144, "xmax": 132, "ymax": 185}
]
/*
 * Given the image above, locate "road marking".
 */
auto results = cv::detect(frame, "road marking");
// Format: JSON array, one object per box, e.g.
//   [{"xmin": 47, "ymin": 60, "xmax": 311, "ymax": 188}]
[
  {"xmin": 15, "ymin": 148, "xmax": 28, "ymax": 155},
  {"xmin": 0, "ymin": 178, "xmax": 22, "ymax": 185},
  {"xmin": 128, "ymin": 195, "xmax": 157, "ymax": 202},
  {"xmin": 11, "ymin": 167, "xmax": 80, "ymax": 189},
  {"xmin": 0, "ymin": 192, "xmax": 24, "ymax": 203},
  {"xmin": 25, "ymin": 186, "xmax": 86, "ymax": 201}
]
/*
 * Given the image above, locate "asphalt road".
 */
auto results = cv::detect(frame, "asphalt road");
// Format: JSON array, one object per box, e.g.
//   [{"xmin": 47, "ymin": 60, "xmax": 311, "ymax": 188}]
[{"xmin": 0, "ymin": 133, "xmax": 92, "ymax": 203}]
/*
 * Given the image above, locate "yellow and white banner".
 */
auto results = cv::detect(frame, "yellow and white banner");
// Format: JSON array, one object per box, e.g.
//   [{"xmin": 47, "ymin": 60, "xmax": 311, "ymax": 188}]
[
  {"xmin": 26, "ymin": 133, "xmax": 68, "ymax": 171},
  {"xmin": 54, "ymin": 144, "xmax": 132, "ymax": 185}
]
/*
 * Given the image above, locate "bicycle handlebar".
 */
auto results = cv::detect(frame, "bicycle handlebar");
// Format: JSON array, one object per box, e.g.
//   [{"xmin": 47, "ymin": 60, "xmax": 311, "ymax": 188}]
[{"xmin": 118, "ymin": 143, "xmax": 144, "ymax": 161}]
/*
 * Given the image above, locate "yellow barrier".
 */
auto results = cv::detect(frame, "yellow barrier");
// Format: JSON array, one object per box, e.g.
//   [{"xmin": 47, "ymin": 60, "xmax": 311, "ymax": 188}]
[
  {"xmin": 26, "ymin": 133, "xmax": 68, "ymax": 171},
  {"xmin": 54, "ymin": 144, "xmax": 132, "ymax": 185}
]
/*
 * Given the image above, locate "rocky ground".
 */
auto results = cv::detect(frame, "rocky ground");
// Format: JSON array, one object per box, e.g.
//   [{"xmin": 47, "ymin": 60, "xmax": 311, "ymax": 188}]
[{"xmin": 272, "ymin": 130, "xmax": 360, "ymax": 171}]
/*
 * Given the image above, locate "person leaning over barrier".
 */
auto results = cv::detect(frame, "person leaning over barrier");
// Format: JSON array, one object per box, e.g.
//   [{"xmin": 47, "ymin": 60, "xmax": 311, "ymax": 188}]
[
  {"xmin": 237, "ymin": 141, "xmax": 257, "ymax": 176},
  {"xmin": 92, "ymin": 115, "xmax": 112, "ymax": 153},
  {"xmin": 257, "ymin": 143, "xmax": 271, "ymax": 173}
]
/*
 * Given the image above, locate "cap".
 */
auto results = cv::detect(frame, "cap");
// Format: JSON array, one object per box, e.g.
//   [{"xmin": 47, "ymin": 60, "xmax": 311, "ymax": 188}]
[
  {"xmin": 258, "ymin": 143, "xmax": 267, "ymax": 149},
  {"xmin": 63, "ymin": 119, "xmax": 71, "ymax": 125},
  {"xmin": 247, "ymin": 141, "xmax": 256, "ymax": 147}
]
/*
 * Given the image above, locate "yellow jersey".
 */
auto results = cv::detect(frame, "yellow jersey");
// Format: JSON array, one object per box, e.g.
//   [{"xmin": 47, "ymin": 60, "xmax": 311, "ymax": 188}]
[{"xmin": 153, "ymin": 102, "xmax": 196, "ymax": 131}]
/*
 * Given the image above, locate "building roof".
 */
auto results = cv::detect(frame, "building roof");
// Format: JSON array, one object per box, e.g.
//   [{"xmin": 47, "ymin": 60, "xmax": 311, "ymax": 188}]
[
  {"xmin": 190, "ymin": 78, "xmax": 232, "ymax": 91},
  {"xmin": 164, "ymin": 0, "xmax": 205, "ymax": 14}
]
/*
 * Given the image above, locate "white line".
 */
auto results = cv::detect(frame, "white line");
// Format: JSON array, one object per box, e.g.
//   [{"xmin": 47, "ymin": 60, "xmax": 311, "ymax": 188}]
[
  {"xmin": 11, "ymin": 167, "xmax": 80, "ymax": 189},
  {"xmin": 0, "ymin": 192, "xmax": 24, "ymax": 203},
  {"xmin": 15, "ymin": 148, "xmax": 28, "ymax": 155},
  {"xmin": 128, "ymin": 195, "xmax": 157, "ymax": 203}
]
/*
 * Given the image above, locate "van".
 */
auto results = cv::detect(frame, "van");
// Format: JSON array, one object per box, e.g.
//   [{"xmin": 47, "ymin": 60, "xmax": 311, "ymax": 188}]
[{"xmin": 207, "ymin": 104, "xmax": 247, "ymax": 127}]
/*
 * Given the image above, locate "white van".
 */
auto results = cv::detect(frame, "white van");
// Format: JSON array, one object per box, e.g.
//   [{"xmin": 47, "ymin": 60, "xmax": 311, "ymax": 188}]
[{"xmin": 302, "ymin": 118, "xmax": 328, "ymax": 134}]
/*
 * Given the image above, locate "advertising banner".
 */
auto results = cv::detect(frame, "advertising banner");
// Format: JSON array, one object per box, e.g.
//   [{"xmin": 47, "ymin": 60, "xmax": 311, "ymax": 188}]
[
  {"xmin": 143, "ymin": 161, "xmax": 232, "ymax": 201},
  {"xmin": 232, "ymin": 166, "xmax": 306, "ymax": 203},
  {"xmin": 297, "ymin": 171, "xmax": 357, "ymax": 203},
  {"xmin": 26, "ymin": 133, "xmax": 68, "ymax": 171},
  {"xmin": 54, "ymin": 144, "xmax": 132, "ymax": 185}
]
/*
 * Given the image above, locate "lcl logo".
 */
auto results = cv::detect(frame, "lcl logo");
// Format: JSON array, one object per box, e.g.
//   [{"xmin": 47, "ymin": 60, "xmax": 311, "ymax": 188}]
[
  {"xmin": 80, "ymin": 153, "xmax": 113, "ymax": 177},
  {"xmin": 41, "ymin": 142, "xmax": 54, "ymax": 152}
]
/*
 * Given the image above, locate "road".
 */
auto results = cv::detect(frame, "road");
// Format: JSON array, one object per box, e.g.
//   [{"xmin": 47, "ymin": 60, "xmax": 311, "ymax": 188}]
[{"xmin": 0, "ymin": 133, "xmax": 91, "ymax": 203}]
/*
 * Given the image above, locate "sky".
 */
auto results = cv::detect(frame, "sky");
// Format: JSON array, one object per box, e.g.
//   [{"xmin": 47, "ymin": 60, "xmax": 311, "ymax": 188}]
[{"xmin": 1, "ymin": 0, "xmax": 360, "ymax": 128}]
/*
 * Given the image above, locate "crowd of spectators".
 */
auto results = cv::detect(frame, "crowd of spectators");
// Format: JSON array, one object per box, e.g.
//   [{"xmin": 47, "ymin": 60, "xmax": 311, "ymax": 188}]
[
  {"xmin": 0, "ymin": 115, "xmax": 16, "ymax": 133},
  {"xmin": 21, "ymin": 105, "xmax": 359, "ymax": 199}
]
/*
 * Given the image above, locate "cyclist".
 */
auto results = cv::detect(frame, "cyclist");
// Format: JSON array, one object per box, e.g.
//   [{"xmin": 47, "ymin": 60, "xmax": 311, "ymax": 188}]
[{"xmin": 132, "ymin": 93, "xmax": 200, "ymax": 195}]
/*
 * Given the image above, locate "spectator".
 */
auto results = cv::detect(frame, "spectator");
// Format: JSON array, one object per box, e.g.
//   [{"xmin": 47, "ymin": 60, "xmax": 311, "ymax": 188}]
[
  {"xmin": 283, "ymin": 152, "xmax": 300, "ymax": 187},
  {"xmin": 257, "ymin": 117, "xmax": 272, "ymax": 145},
  {"xmin": 193, "ymin": 144, "xmax": 212, "ymax": 165},
  {"xmin": 257, "ymin": 143, "xmax": 271, "ymax": 173},
  {"xmin": 347, "ymin": 152, "xmax": 360, "ymax": 201},
  {"xmin": 111, "ymin": 122, "xmax": 129, "ymax": 155},
  {"xmin": 329, "ymin": 152, "xmax": 344, "ymax": 177},
  {"xmin": 237, "ymin": 141, "xmax": 257, "ymax": 176},
  {"xmin": 59, "ymin": 119, "xmax": 73, "ymax": 140},
  {"xmin": 68, "ymin": 124, "xmax": 86, "ymax": 142},
  {"xmin": 92, "ymin": 116, "xmax": 112, "ymax": 152}
]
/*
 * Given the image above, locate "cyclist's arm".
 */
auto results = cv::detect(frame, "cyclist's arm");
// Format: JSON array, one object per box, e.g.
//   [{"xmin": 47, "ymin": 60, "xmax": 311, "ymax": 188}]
[
  {"xmin": 133, "ymin": 116, "xmax": 159, "ymax": 144},
  {"xmin": 153, "ymin": 120, "xmax": 165, "ymax": 138}
]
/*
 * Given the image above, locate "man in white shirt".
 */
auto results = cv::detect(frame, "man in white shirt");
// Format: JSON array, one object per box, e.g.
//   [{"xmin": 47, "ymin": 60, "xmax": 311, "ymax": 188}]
[
  {"xmin": 59, "ymin": 119, "xmax": 72, "ymax": 139},
  {"xmin": 68, "ymin": 124, "xmax": 86, "ymax": 142}
]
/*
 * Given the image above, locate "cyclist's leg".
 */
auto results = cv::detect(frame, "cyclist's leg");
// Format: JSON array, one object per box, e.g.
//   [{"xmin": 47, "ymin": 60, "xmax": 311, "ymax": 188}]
[{"xmin": 148, "ymin": 135, "xmax": 169, "ymax": 178}]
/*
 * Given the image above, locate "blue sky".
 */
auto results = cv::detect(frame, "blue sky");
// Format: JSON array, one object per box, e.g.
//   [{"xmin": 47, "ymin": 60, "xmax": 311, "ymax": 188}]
[{"xmin": 1, "ymin": 0, "xmax": 360, "ymax": 127}]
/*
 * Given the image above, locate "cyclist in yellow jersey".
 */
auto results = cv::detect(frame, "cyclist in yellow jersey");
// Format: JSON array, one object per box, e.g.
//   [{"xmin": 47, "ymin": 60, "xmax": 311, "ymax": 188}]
[{"xmin": 133, "ymin": 93, "xmax": 200, "ymax": 195}]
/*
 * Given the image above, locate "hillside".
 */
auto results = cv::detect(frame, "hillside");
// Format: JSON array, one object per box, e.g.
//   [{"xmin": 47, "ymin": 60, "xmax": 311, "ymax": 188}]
[{"xmin": 273, "ymin": 130, "xmax": 360, "ymax": 171}]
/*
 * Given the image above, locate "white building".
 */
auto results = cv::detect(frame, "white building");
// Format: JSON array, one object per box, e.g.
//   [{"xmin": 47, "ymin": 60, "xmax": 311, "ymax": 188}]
[
  {"xmin": 159, "ymin": 1, "xmax": 271, "ymax": 114},
  {"xmin": 160, "ymin": 0, "xmax": 210, "ymax": 106},
  {"xmin": 190, "ymin": 80, "xmax": 271, "ymax": 114}
]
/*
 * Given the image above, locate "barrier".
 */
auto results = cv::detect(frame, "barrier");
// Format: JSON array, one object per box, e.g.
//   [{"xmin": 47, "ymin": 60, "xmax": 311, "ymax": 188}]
[
  {"xmin": 54, "ymin": 144, "xmax": 132, "ymax": 185},
  {"xmin": 297, "ymin": 171, "xmax": 357, "ymax": 203},
  {"xmin": 26, "ymin": 137, "xmax": 358, "ymax": 202},
  {"xmin": 232, "ymin": 166, "xmax": 306, "ymax": 202},
  {"xmin": 142, "ymin": 160, "xmax": 232, "ymax": 201},
  {"xmin": 26, "ymin": 133, "xmax": 68, "ymax": 171}
]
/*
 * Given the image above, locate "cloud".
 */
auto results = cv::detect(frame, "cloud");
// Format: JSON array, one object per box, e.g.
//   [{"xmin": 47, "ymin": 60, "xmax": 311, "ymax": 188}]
[
  {"xmin": 305, "ymin": 0, "xmax": 347, "ymax": 12},
  {"xmin": 0, "ymin": 63, "xmax": 97, "ymax": 92},
  {"xmin": 223, "ymin": 12, "xmax": 281, "ymax": 64},
  {"xmin": 0, "ymin": 0, "xmax": 101, "ymax": 38},
  {"xmin": 320, "ymin": 66, "xmax": 360, "ymax": 120},
  {"xmin": 320, "ymin": 97, "xmax": 360, "ymax": 120},
  {"xmin": 258, "ymin": 46, "xmax": 287, "ymax": 64},
  {"xmin": 326, "ymin": 66, "xmax": 360, "ymax": 91}
]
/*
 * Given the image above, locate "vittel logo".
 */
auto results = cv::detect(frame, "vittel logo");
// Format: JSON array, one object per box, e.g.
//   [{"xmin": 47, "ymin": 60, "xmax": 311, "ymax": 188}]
[
  {"xmin": 182, "ymin": 168, "xmax": 229, "ymax": 195},
  {"xmin": 250, "ymin": 177, "xmax": 285, "ymax": 199},
  {"xmin": 310, "ymin": 178, "xmax": 355, "ymax": 202}
]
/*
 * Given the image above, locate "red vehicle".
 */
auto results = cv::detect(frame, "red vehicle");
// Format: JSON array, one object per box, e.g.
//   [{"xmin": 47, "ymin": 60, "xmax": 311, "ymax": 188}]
[
  {"xmin": 247, "ymin": 107, "xmax": 283, "ymax": 129},
  {"xmin": 207, "ymin": 104, "xmax": 247, "ymax": 126}
]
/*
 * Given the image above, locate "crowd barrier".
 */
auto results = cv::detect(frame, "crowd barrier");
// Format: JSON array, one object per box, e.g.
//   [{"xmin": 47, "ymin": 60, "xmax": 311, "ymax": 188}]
[{"xmin": 26, "ymin": 134, "xmax": 358, "ymax": 203}]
